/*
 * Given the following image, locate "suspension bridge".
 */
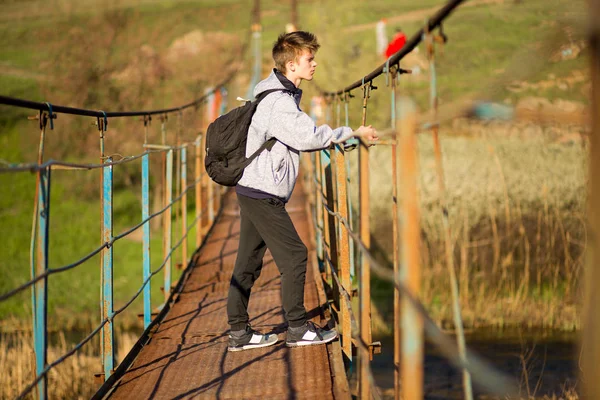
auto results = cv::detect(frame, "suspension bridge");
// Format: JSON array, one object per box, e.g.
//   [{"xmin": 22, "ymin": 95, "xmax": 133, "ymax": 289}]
[{"xmin": 1, "ymin": 0, "xmax": 599, "ymax": 399}]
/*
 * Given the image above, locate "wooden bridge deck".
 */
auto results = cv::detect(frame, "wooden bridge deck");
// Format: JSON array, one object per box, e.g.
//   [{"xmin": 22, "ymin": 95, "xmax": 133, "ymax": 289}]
[{"xmin": 104, "ymin": 184, "xmax": 349, "ymax": 399}]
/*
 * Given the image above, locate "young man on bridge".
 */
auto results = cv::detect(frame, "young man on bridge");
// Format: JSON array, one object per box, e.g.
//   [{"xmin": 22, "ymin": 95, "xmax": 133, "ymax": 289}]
[{"xmin": 227, "ymin": 31, "xmax": 378, "ymax": 351}]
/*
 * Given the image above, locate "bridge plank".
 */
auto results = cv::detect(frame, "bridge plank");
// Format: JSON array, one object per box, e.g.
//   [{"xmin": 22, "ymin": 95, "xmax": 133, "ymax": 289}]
[{"xmin": 106, "ymin": 186, "xmax": 340, "ymax": 399}]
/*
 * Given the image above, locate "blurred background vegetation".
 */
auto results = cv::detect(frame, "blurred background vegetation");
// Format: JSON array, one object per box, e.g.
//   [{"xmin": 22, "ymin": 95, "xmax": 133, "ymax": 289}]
[{"xmin": 0, "ymin": 0, "xmax": 589, "ymax": 341}]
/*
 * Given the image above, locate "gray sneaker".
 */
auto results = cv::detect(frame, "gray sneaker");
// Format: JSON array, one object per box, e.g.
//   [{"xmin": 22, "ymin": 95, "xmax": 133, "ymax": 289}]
[
  {"xmin": 286, "ymin": 321, "xmax": 338, "ymax": 347},
  {"xmin": 228, "ymin": 325, "xmax": 279, "ymax": 352}
]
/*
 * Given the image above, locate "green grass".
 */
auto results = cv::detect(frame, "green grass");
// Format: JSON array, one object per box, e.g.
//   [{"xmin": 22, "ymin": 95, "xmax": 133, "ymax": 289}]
[{"xmin": 0, "ymin": 122, "xmax": 200, "ymax": 329}]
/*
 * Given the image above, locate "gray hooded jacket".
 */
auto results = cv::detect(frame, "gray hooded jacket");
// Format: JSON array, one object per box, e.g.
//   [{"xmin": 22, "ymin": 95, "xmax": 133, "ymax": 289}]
[{"xmin": 237, "ymin": 70, "xmax": 354, "ymax": 201}]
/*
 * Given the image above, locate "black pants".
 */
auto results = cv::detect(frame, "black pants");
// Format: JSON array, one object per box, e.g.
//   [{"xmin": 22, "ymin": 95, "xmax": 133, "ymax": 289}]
[{"xmin": 227, "ymin": 194, "xmax": 308, "ymax": 331}]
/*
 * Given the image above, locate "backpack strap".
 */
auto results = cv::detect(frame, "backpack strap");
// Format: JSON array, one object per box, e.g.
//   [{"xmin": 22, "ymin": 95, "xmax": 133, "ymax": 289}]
[{"xmin": 241, "ymin": 88, "xmax": 291, "ymax": 168}]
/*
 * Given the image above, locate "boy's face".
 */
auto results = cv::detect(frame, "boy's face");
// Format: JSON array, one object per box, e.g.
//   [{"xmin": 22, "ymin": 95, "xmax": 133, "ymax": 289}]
[{"xmin": 288, "ymin": 49, "xmax": 317, "ymax": 82}]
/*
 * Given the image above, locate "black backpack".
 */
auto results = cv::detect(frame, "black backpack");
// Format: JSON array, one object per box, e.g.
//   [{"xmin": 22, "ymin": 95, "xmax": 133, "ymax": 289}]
[{"xmin": 204, "ymin": 89, "xmax": 288, "ymax": 186}]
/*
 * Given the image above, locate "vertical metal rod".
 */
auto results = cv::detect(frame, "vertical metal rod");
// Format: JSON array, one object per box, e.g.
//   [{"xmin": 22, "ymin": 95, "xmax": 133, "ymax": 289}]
[
  {"xmin": 359, "ymin": 85, "xmax": 372, "ymax": 400},
  {"xmin": 164, "ymin": 150, "xmax": 173, "ymax": 301},
  {"xmin": 195, "ymin": 136, "xmax": 202, "ymax": 248},
  {"xmin": 248, "ymin": 0, "xmax": 262, "ymax": 100},
  {"xmin": 207, "ymin": 95, "xmax": 215, "ymax": 224},
  {"xmin": 290, "ymin": 0, "xmax": 298, "ymax": 30},
  {"xmin": 99, "ymin": 125, "xmax": 106, "ymax": 374},
  {"xmin": 335, "ymin": 143, "xmax": 352, "ymax": 363},
  {"xmin": 160, "ymin": 119, "xmax": 167, "ymax": 299},
  {"xmin": 142, "ymin": 153, "xmax": 152, "ymax": 329},
  {"xmin": 200, "ymin": 132, "xmax": 209, "ymax": 236},
  {"xmin": 315, "ymin": 151, "xmax": 324, "ymax": 265},
  {"xmin": 343, "ymin": 97, "xmax": 356, "ymax": 279},
  {"xmin": 35, "ymin": 166, "xmax": 50, "ymax": 400},
  {"xmin": 181, "ymin": 146, "xmax": 188, "ymax": 267},
  {"xmin": 30, "ymin": 113, "xmax": 48, "ymax": 400},
  {"xmin": 144, "ymin": 116, "xmax": 149, "ymax": 145},
  {"xmin": 427, "ymin": 33, "xmax": 473, "ymax": 400},
  {"xmin": 320, "ymin": 149, "xmax": 332, "ymax": 281},
  {"xmin": 583, "ymin": 2, "xmax": 600, "ymax": 397},
  {"xmin": 175, "ymin": 132, "xmax": 182, "ymax": 270},
  {"xmin": 396, "ymin": 97, "xmax": 423, "ymax": 400},
  {"xmin": 391, "ymin": 71, "xmax": 401, "ymax": 400},
  {"xmin": 102, "ymin": 156, "xmax": 114, "ymax": 380},
  {"xmin": 326, "ymin": 147, "xmax": 340, "ymax": 321}
]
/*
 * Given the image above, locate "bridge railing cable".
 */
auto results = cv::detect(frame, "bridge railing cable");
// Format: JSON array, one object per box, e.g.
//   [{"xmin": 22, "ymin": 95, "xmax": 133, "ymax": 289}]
[{"xmin": 0, "ymin": 63, "xmax": 235, "ymax": 399}]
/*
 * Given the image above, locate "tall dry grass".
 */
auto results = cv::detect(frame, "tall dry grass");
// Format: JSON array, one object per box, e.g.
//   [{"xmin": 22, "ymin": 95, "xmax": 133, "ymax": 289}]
[
  {"xmin": 364, "ymin": 121, "xmax": 587, "ymax": 331},
  {"xmin": 0, "ymin": 330, "xmax": 137, "ymax": 399}
]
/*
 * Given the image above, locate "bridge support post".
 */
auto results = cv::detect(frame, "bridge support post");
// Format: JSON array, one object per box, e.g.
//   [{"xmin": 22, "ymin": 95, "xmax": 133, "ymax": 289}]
[
  {"xmin": 181, "ymin": 146, "xmax": 188, "ymax": 268},
  {"xmin": 358, "ymin": 87, "xmax": 373, "ymax": 400},
  {"xmin": 196, "ymin": 135, "xmax": 205, "ymax": 244},
  {"xmin": 325, "ymin": 148, "xmax": 339, "ymax": 296},
  {"xmin": 142, "ymin": 154, "xmax": 152, "ymax": 329},
  {"xmin": 164, "ymin": 150, "xmax": 174, "ymax": 301},
  {"xmin": 390, "ymin": 70, "xmax": 401, "ymax": 400},
  {"xmin": 314, "ymin": 151, "xmax": 324, "ymax": 270},
  {"xmin": 30, "ymin": 113, "xmax": 50, "ymax": 400},
  {"xmin": 32, "ymin": 166, "xmax": 50, "ymax": 400},
  {"xmin": 426, "ymin": 30, "xmax": 473, "ymax": 400},
  {"xmin": 334, "ymin": 144, "xmax": 353, "ymax": 363},
  {"xmin": 102, "ymin": 157, "xmax": 115, "ymax": 380},
  {"xmin": 396, "ymin": 97, "xmax": 423, "ymax": 400},
  {"xmin": 320, "ymin": 149, "xmax": 332, "ymax": 282},
  {"xmin": 583, "ymin": 1, "xmax": 600, "ymax": 397}
]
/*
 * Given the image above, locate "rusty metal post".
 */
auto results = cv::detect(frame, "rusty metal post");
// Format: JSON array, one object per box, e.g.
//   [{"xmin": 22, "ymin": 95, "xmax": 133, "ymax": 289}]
[
  {"xmin": 181, "ymin": 146, "xmax": 188, "ymax": 268},
  {"xmin": 206, "ymin": 94, "xmax": 215, "ymax": 224},
  {"xmin": 583, "ymin": 2, "xmax": 600, "ymax": 398},
  {"xmin": 390, "ymin": 70, "xmax": 402, "ymax": 400},
  {"xmin": 326, "ymin": 146, "xmax": 340, "ymax": 320},
  {"xmin": 359, "ymin": 84, "xmax": 373, "ymax": 400},
  {"xmin": 426, "ymin": 31, "xmax": 473, "ymax": 400},
  {"xmin": 195, "ymin": 135, "xmax": 203, "ymax": 247},
  {"xmin": 396, "ymin": 97, "xmax": 423, "ymax": 400},
  {"xmin": 335, "ymin": 143, "xmax": 352, "ymax": 363}
]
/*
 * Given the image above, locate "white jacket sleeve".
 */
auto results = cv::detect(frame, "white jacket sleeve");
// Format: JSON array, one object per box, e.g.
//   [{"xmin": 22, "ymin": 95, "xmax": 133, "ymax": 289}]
[{"xmin": 267, "ymin": 96, "xmax": 354, "ymax": 151}]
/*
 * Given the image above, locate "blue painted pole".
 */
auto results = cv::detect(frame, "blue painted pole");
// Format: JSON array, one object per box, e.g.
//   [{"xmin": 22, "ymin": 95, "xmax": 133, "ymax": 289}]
[
  {"xmin": 34, "ymin": 166, "xmax": 50, "ymax": 400},
  {"xmin": 164, "ymin": 150, "xmax": 173, "ymax": 301},
  {"xmin": 102, "ymin": 157, "xmax": 114, "ymax": 380},
  {"xmin": 313, "ymin": 152, "xmax": 323, "ymax": 264},
  {"xmin": 320, "ymin": 149, "xmax": 331, "ymax": 279},
  {"xmin": 141, "ymin": 153, "xmax": 151, "ymax": 329}
]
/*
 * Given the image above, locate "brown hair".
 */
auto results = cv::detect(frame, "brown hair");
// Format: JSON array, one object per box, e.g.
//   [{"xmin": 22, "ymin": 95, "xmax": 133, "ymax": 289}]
[{"xmin": 272, "ymin": 31, "xmax": 320, "ymax": 74}]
